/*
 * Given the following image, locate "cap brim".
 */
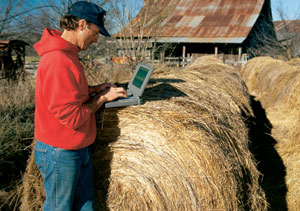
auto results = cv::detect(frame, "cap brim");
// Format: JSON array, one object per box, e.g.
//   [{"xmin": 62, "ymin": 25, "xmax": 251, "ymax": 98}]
[{"xmin": 98, "ymin": 25, "xmax": 111, "ymax": 37}]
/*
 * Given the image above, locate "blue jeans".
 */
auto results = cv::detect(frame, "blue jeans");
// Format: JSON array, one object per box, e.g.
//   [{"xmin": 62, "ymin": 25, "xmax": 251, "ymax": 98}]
[{"xmin": 34, "ymin": 141, "xmax": 94, "ymax": 211}]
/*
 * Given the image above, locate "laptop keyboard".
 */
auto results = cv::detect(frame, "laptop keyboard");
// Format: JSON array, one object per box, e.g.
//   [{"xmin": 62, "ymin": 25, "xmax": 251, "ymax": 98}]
[{"xmin": 116, "ymin": 94, "xmax": 133, "ymax": 101}]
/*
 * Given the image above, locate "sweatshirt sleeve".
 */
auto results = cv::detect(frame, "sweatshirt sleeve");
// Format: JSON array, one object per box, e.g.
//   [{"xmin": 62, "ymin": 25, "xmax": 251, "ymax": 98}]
[{"xmin": 42, "ymin": 57, "xmax": 92, "ymax": 130}]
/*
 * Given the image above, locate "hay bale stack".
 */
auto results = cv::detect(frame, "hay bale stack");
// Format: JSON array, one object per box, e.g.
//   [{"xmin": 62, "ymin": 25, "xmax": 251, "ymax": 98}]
[
  {"xmin": 20, "ymin": 56, "xmax": 267, "ymax": 210},
  {"xmin": 241, "ymin": 56, "xmax": 300, "ymax": 210}
]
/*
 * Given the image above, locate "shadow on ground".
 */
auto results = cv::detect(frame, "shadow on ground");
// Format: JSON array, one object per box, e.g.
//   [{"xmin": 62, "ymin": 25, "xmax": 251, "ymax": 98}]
[{"xmin": 246, "ymin": 96, "xmax": 287, "ymax": 211}]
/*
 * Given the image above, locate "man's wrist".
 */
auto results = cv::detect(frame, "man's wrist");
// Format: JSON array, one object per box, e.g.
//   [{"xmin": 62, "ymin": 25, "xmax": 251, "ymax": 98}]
[
  {"xmin": 88, "ymin": 85, "xmax": 98, "ymax": 95},
  {"xmin": 86, "ymin": 93, "xmax": 106, "ymax": 113}
]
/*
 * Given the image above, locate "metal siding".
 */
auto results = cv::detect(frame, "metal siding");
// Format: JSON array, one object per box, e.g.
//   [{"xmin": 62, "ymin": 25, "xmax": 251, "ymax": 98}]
[{"xmin": 115, "ymin": 0, "xmax": 267, "ymax": 44}]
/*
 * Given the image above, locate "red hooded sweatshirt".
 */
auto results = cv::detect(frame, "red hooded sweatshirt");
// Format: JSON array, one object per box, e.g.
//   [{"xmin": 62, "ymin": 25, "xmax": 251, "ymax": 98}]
[{"xmin": 34, "ymin": 28, "xmax": 96, "ymax": 150}]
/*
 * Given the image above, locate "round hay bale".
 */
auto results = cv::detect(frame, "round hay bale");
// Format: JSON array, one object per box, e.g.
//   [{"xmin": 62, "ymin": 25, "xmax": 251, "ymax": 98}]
[
  {"xmin": 20, "ymin": 56, "xmax": 267, "ymax": 210},
  {"xmin": 287, "ymin": 57, "xmax": 300, "ymax": 66},
  {"xmin": 241, "ymin": 56, "xmax": 300, "ymax": 120},
  {"xmin": 241, "ymin": 56, "xmax": 300, "ymax": 211},
  {"xmin": 18, "ymin": 143, "xmax": 44, "ymax": 211},
  {"xmin": 240, "ymin": 57, "xmax": 285, "ymax": 106},
  {"xmin": 187, "ymin": 55, "xmax": 225, "ymax": 68},
  {"xmin": 241, "ymin": 56, "xmax": 300, "ymax": 111}
]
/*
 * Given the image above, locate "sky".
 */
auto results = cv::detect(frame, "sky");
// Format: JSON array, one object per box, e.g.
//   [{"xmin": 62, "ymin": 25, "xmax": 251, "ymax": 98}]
[{"xmin": 271, "ymin": 0, "xmax": 300, "ymax": 20}]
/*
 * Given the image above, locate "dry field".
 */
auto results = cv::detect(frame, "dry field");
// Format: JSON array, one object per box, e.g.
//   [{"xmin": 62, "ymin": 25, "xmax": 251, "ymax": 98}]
[{"xmin": 3, "ymin": 55, "xmax": 299, "ymax": 211}]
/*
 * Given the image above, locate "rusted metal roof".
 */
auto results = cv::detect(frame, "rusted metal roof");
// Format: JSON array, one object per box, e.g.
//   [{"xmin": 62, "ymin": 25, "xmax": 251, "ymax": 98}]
[
  {"xmin": 115, "ymin": 0, "xmax": 267, "ymax": 43},
  {"xmin": 274, "ymin": 20, "xmax": 300, "ymax": 33},
  {"xmin": 0, "ymin": 40, "xmax": 29, "ymax": 49},
  {"xmin": 273, "ymin": 19, "xmax": 300, "ymax": 41},
  {"xmin": 0, "ymin": 40, "xmax": 29, "ymax": 56}
]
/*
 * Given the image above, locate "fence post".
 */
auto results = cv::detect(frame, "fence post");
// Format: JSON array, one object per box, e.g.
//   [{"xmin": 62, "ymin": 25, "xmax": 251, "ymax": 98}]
[{"xmin": 182, "ymin": 45, "xmax": 186, "ymax": 67}]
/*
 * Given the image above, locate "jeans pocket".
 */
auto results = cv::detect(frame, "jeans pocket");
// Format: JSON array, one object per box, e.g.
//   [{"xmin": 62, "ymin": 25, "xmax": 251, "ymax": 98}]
[
  {"xmin": 55, "ymin": 148, "xmax": 81, "ymax": 168},
  {"xmin": 34, "ymin": 146, "xmax": 47, "ymax": 175}
]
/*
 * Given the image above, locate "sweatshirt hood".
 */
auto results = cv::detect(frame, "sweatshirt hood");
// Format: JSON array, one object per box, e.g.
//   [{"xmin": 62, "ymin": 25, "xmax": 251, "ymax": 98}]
[{"xmin": 34, "ymin": 28, "xmax": 80, "ymax": 56}]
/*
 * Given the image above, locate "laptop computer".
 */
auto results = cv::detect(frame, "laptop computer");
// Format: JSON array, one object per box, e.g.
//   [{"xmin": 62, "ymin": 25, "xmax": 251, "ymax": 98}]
[{"xmin": 105, "ymin": 63, "xmax": 154, "ymax": 108}]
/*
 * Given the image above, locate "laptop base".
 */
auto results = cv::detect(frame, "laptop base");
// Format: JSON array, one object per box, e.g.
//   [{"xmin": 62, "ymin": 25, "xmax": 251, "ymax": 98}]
[{"xmin": 105, "ymin": 96, "xmax": 141, "ymax": 108}]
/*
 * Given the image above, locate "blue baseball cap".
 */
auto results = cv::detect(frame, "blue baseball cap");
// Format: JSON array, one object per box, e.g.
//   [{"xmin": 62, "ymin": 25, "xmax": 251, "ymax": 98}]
[{"xmin": 67, "ymin": 1, "xmax": 111, "ymax": 37}]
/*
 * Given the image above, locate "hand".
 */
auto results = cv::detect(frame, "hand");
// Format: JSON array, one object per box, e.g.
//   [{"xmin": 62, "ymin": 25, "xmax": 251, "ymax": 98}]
[
  {"xmin": 100, "ymin": 86, "xmax": 127, "ymax": 102},
  {"xmin": 96, "ymin": 83, "xmax": 116, "ymax": 93}
]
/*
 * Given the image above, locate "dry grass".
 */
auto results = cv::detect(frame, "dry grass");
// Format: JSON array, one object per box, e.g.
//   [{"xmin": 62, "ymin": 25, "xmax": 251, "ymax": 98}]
[
  {"xmin": 0, "ymin": 76, "xmax": 36, "ymax": 210},
  {"xmin": 19, "ymin": 56, "xmax": 267, "ymax": 210},
  {"xmin": 241, "ymin": 56, "xmax": 300, "ymax": 211},
  {"xmin": 0, "ymin": 77, "xmax": 35, "ymax": 177},
  {"xmin": 83, "ymin": 61, "xmax": 133, "ymax": 85}
]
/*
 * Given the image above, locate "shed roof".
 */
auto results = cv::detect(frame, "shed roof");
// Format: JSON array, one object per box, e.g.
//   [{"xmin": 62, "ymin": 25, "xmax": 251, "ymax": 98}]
[
  {"xmin": 115, "ymin": 0, "xmax": 268, "ymax": 43},
  {"xmin": 273, "ymin": 19, "xmax": 300, "ymax": 41},
  {"xmin": 0, "ymin": 40, "xmax": 29, "ymax": 56}
]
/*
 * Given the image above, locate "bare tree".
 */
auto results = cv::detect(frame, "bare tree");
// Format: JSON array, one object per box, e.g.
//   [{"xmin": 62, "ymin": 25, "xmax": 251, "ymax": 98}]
[
  {"xmin": 1, "ymin": 0, "xmax": 172, "ymax": 64},
  {"xmin": 108, "ymin": 0, "xmax": 146, "ymax": 65},
  {"xmin": 248, "ymin": 0, "xmax": 300, "ymax": 59},
  {"xmin": 0, "ymin": 0, "xmax": 26, "ymax": 36},
  {"xmin": 272, "ymin": 1, "xmax": 300, "ymax": 59},
  {"xmin": 109, "ymin": 0, "xmax": 172, "ymax": 66},
  {"xmin": 1, "ymin": 0, "xmax": 114, "ymax": 37}
]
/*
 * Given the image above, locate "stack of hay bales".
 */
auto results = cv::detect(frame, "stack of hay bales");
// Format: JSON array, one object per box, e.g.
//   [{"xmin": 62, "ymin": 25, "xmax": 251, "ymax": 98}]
[
  {"xmin": 20, "ymin": 56, "xmax": 267, "ymax": 210},
  {"xmin": 241, "ymin": 56, "xmax": 300, "ymax": 210}
]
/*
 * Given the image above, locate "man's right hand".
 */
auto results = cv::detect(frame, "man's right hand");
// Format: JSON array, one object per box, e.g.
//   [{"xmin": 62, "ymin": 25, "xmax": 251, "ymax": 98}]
[
  {"xmin": 101, "ymin": 86, "xmax": 127, "ymax": 102},
  {"xmin": 85, "ymin": 86, "xmax": 127, "ymax": 113}
]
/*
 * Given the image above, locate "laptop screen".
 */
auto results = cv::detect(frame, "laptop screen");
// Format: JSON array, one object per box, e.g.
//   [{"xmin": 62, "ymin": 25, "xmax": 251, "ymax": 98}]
[
  {"xmin": 128, "ymin": 63, "xmax": 154, "ymax": 97},
  {"xmin": 132, "ymin": 66, "xmax": 149, "ymax": 88}
]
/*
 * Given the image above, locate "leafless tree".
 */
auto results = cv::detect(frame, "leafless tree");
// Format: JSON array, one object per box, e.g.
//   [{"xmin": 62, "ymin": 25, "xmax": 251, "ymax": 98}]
[
  {"xmin": 1, "ymin": 0, "xmax": 113, "ymax": 37},
  {"xmin": 0, "ymin": 0, "xmax": 26, "ymax": 36},
  {"xmin": 1, "ymin": 0, "xmax": 173, "ymax": 65},
  {"xmin": 272, "ymin": 1, "xmax": 300, "ymax": 59},
  {"xmin": 248, "ymin": 0, "xmax": 300, "ymax": 59},
  {"xmin": 109, "ymin": 0, "xmax": 172, "ymax": 66}
]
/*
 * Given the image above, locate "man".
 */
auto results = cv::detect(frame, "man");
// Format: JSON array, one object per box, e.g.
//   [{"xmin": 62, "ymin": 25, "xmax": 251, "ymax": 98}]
[{"xmin": 33, "ymin": 1, "xmax": 127, "ymax": 210}]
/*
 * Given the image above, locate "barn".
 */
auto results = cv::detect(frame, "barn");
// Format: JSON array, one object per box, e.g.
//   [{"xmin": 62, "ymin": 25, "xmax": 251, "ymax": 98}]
[{"xmin": 115, "ymin": 0, "xmax": 277, "ymax": 65}]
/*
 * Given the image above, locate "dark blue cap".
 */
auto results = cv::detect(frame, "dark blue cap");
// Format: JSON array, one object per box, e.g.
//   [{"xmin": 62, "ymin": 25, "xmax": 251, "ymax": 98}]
[{"xmin": 68, "ymin": 1, "xmax": 111, "ymax": 37}]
